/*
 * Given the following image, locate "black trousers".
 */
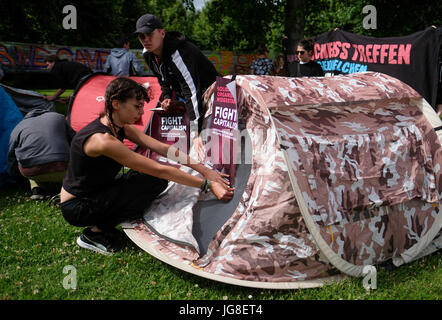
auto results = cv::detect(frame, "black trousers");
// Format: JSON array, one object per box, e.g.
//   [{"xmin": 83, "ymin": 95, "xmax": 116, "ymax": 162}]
[{"xmin": 60, "ymin": 170, "xmax": 168, "ymax": 230}]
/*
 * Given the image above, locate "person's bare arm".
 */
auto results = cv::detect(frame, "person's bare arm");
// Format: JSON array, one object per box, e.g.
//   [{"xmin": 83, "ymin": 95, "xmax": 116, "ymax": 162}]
[
  {"xmin": 45, "ymin": 88, "xmax": 65, "ymax": 101},
  {"xmin": 84, "ymin": 132, "xmax": 234, "ymax": 200},
  {"xmin": 124, "ymin": 125, "xmax": 230, "ymax": 187}
]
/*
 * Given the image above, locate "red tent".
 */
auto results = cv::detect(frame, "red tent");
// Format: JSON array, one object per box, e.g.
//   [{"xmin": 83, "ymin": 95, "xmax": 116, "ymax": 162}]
[{"xmin": 67, "ymin": 74, "xmax": 162, "ymax": 150}]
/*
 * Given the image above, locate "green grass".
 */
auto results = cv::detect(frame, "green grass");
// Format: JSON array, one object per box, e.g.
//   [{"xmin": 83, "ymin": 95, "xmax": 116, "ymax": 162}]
[
  {"xmin": 0, "ymin": 185, "xmax": 441, "ymax": 300},
  {"xmin": 34, "ymin": 89, "xmax": 73, "ymax": 116}
]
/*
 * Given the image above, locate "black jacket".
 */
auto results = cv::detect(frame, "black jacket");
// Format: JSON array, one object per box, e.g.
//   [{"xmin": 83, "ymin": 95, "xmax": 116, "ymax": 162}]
[
  {"xmin": 288, "ymin": 60, "xmax": 324, "ymax": 77},
  {"xmin": 50, "ymin": 60, "xmax": 92, "ymax": 90},
  {"xmin": 143, "ymin": 32, "xmax": 219, "ymax": 131}
]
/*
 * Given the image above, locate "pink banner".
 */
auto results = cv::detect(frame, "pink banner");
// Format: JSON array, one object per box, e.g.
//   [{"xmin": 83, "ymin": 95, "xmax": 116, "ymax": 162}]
[{"xmin": 208, "ymin": 76, "xmax": 238, "ymax": 185}]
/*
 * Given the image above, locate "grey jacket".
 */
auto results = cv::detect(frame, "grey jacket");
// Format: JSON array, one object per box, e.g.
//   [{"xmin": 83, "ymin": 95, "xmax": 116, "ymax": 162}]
[
  {"xmin": 8, "ymin": 109, "xmax": 76, "ymax": 176},
  {"xmin": 104, "ymin": 48, "xmax": 145, "ymax": 76}
]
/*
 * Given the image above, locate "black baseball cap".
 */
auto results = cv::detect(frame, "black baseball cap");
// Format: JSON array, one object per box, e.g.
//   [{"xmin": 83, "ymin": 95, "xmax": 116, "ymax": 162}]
[{"xmin": 134, "ymin": 14, "xmax": 163, "ymax": 34}]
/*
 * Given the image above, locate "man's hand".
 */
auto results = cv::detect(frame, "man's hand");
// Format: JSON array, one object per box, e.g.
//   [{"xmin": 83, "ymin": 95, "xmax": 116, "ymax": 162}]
[
  {"xmin": 161, "ymin": 99, "xmax": 185, "ymax": 112},
  {"xmin": 58, "ymin": 96, "xmax": 71, "ymax": 104},
  {"xmin": 44, "ymin": 88, "xmax": 65, "ymax": 102},
  {"xmin": 160, "ymin": 98, "xmax": 172, "ymax": 111},
  {"xmin": 44, "ymin": 95, "xmax": 57, "ymax": 101}
]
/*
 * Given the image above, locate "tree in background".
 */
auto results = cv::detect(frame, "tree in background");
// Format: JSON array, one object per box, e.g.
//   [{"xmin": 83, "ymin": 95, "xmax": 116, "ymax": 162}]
[
  {"xmin": 0, "ymin": 0, "xmax": 196, "ymax": 48},
  {"xmin": 303, "ymin": 0, "xmax": 442, "ymax": 38},
  {"xmin": 192, "ymin": 0, "xmax": 284, "ymax": 55},
  {"xmin": 0, "ymin": 0, "xmax": 440, "ymax": 52}
]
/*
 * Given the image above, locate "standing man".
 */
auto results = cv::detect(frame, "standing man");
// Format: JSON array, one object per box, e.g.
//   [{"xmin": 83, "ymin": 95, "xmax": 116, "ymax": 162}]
[
  {"xmin": 288, "ymin": 39, "xmax": 324, "ymax": 78},
  {"xmin": 250, "ymin": 44, "xmax": 273, "ymax": 75},
  {"xmin": 44, "ymin": 55, "xmax": 92, "ymax": 102},
  {"xmin": 134, "ymin": 13, "xmax": 219, "ymax": 137},
  {"xmin": 104, "ymin": 37, "xmax": 146, "ymax": 77}
]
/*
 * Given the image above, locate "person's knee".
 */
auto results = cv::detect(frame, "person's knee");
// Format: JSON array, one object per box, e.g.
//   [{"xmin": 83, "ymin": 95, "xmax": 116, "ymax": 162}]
[{"xmin": 60, "ymin": 199, "xmax": 97, "ymax": 227}]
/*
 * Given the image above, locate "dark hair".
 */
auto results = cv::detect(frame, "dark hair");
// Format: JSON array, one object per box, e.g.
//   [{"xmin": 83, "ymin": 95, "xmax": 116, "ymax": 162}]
[
  {"xmin": 103, "ymin": 77, "xmax": 150, "ymax": 133},
  {"xmin": 297, "ymin": 38, "xmax": 315, "ymax": 52},
  {"xmin": 117, "ymin": 37, "xmax": 129, "ymax": 48},
  {"xmin": 44, "ymin": 54, "xmax": 60, "ymax": 63},
  {"xmin": 257, "ymin": 44, "xmax": 268, "ymax": 55}
]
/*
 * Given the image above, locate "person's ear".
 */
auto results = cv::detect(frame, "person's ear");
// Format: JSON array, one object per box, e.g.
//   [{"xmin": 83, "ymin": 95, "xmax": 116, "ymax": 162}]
[
  {"xmin": 111, "ymin": 100, "xmax": 121, "ymax": 111},
  {"xmin": 159, "ymin": 29, "xmax": 166, "ymax": 39}
]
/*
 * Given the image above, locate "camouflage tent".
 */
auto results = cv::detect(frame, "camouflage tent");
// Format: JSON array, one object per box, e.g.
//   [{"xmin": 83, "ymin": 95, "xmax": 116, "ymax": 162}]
[{"xmin": 123, "ymin": 72, "xmax": 442, "ymax": 289}]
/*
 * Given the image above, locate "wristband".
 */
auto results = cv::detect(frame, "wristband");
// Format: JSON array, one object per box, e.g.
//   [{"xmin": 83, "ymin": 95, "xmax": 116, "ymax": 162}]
[
  {"xmin": 200, "ymin": 179, "xmax": 211, "ymax": 193},
  {"xmin": 206, "ymin": 180, "xmax": 211, "ymax": 193},
  {"xmin": 200, "ymin": 179, "xmax": 207, "ymax": 192}
]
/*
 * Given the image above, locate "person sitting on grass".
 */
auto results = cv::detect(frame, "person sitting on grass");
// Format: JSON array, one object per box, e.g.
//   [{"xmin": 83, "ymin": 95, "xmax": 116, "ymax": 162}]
[{"xmin": 60, "ymin": 77, "xmax": 234, "ymax": 255}]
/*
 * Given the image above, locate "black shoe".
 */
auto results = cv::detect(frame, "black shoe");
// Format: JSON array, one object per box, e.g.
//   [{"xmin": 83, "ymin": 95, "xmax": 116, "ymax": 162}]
[
  {"xmin": 76, "ymin": 228, "xmax": 125, "ymax": 255},
  {"xmin": 30, "ymin": 187, "xmax": 46, "ymax": 200},
  {"xmin": 102, "ymin": 227, "xmax": 128, "ymax": 245},
  {"xmin": 48, "ymin": 193, "xmax": 61, "ymax": 206}
]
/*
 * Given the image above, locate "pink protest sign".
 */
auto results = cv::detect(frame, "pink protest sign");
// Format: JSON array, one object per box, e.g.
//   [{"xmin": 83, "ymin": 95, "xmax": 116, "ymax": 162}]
[
  {"xmin": 209, "ymin": 76, "xmax": 238, "ymax": 185},
  {"xmin": 136, "ymin": 108, "xmax": 190, "ymax": 168}
]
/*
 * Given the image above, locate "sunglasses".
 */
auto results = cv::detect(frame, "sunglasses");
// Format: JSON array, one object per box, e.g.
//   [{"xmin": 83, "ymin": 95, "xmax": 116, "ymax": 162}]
[{"xmin": 296, "ymin": 50, "xmax": 305, "ymax": 55}]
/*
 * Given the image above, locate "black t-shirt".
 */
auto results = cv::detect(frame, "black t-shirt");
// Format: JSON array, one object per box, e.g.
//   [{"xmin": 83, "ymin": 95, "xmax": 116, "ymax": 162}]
[
  {"xmin": 288, "ymin": 60, "xmax": 324, "ymax": 77},
  {"xmin": 50, "ymin": 60, "xmax": 92, "ymax": 89},
  {"xmin": 62, "ymin": 118, "xmax": 125, "ymax": 197}
]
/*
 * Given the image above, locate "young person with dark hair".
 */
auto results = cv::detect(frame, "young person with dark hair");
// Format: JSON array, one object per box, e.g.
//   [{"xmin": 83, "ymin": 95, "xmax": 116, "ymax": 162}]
[
  {"xmin": 60, "ymin": 77, "xmax": 234, "ymax": 255},
  {"xmin": 44, "ymin": 55, "xmax": 92, "ymax": 102},
  {"xmin": 250, "ymin": 44, "xmax": 273, "ymax": 75},
  {"xmin": 288, "ymin": 38, "xmax": 324, "ymax": 78}
]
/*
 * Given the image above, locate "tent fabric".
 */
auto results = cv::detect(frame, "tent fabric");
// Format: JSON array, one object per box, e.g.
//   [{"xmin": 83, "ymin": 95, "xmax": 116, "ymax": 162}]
[
  {"xmin": 0, "ymin": 84, "xmax": 55, "ymax": 115},
  {"xmin": 0, "ymin": 86, "xmax": 23, "ymax": 187},
  {"xmin": 67, "ymin": 74, "xmax": 161, "ymax": 150},
  {"xmin": 265, "ymin": 74, "xmax": 442, "ymax": 276},
  {"xmin": 123, "ymin": 72, "xmax": 442, "ymax": 288},
  {"xmin": 142, "ymin": 145, "xmax": 253, "ymax": 257},
  {"xmin": 144, "ymin": 166, "xmax": 203, "ymax": 254}
]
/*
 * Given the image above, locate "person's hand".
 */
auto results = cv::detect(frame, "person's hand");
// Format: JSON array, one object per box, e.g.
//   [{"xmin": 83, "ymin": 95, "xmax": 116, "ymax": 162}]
[
  {"xmin": 192, "ymin": 135, "xmax": 205, "ymax": 162},
  {"xmin": 44, "ymin": 95, "xmax": 57, "ymax": 101},
  {"xmin": 161, "ymin": 99, "xmax": 185, "ymax": 112},
  {"xmin": 160, "ymin": 98, "xmax": 172, "ymax": 111},
  {"xmin": 58, "ymin": 96, "xmax": 71, "ymax": 104},
  {"xmin": 210, "ymin": 181, "xmax": 234, "ymax": 201},
  {"xmin": 437, "ymin": 104, "xmax": 442, "ymax": 117},
  {"xmin": 203, "ymin": 168, "xmax": 230, "ymax": 188}
]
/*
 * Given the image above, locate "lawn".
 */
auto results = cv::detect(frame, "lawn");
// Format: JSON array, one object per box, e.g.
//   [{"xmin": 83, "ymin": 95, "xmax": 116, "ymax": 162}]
[{"xmin": 0, "ymin": 184, "xmax": 440, "ymax": 301}]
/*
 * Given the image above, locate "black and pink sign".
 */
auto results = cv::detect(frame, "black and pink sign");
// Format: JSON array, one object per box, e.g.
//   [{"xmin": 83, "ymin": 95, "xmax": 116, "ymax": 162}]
[{"xmin": 144, "ymin": 109, "xmax": 190, "ymax": 168}]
